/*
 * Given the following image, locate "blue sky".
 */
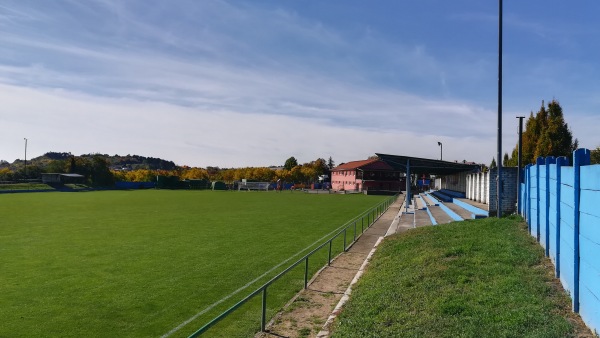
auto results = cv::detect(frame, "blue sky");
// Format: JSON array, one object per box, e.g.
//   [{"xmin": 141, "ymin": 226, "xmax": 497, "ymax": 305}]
[{"xmin": 1, "ymin": 0, "xmax": 599, "ymax": 167}]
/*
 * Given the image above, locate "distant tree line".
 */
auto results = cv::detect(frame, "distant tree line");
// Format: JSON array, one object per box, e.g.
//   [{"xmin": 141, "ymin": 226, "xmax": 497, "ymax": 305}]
[
  {"xmin": 0, "ymin": 152, "xmax": 336, "ymax": 187},
  {"xmin": 112, "ymin": 157, "xmax": 333, "ymax": 185}
]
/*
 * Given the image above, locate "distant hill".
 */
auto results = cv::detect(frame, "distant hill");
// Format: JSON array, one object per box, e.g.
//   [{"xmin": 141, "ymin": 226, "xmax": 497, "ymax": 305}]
[
  {"xmin": 6, "ymin": 152, "xmax": 177, "ymax": 171},
  {"xmin": 80, "ymin": 153, "xmax": 177, "ymax": 171}
]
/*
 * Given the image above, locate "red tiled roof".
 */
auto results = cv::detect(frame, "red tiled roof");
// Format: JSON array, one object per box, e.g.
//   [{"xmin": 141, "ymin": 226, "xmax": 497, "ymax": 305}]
[{"xmin": 332, "ymin": 159, "xmax": 394, "ymax": 171}]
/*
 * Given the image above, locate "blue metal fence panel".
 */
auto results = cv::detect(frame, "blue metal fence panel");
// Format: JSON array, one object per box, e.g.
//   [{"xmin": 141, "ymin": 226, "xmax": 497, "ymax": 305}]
[
  {"xmin": 578, "ymin": 166, "xmax": 600, "ymax": 332},
  {"xmin": 559, "ymin": 174, "xmax": 576, "ymax": 296},
  {"xmin": 580, "ymin": 165, "xmax": 600, "ymax": 190},
  {"xmin": 579, "ymin": 260, "xmax": 600, "ymax": 335},
  {"xmin": 519, "ymin": 149, "xmax": 600, "ymax": 331},
  {"xmin": 548, "ymin": 164, "xmax": 558, "ymax": 264},
  {"xmin": 525, "ymin": 166, "xmax": 530, "ymax": 222},
  {"xmin": 539, "ymin": 163, "xmax": 548, "ymax": 250},
  {"xmin": 523, "ymin": 152, "xmax": 599, "ymax": 333},
  {"xmin": 520, "ymin": 182, "xmax": 525, "ymax": 215},
  {"xmin": 530, "ymin": 168, "xmax": 538, "ymax": 239}
]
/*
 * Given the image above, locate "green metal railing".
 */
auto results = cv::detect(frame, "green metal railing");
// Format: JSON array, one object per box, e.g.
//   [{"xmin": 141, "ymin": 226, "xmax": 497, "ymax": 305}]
[{"xmin": 188, "ymin": 194, "xmax": 398, "ymax": 337}]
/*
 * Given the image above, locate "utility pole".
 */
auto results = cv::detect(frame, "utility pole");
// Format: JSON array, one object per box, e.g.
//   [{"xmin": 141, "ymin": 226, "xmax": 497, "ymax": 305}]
[
  {"xmin": 24, "ymin": 138, "xmax": 28, "ymax": 178},
  {"xmin": 517, "ymin": 116, "xmax": 525, "ymax": 214},
  {"xmin": 437, "ymin": 141, "xmax": 443, "ymax": 161},
  {"xmin": 497, "ymin": 0, "xmax": 503, "ymax": 217}
]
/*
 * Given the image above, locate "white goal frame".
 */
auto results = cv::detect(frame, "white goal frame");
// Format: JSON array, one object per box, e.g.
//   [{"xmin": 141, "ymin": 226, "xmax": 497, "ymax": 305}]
[{"xmin": 238, "ymin": 181, "xmax": 270, "ymax": 191}]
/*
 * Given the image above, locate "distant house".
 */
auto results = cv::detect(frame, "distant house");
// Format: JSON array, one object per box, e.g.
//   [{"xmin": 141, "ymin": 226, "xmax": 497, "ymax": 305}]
[
  {"xmin": 330, "ymin": 159, "xmax": 405, "ymax": 192},
  {"xmin": 41, "ymin": 173, "xmax": 86, "ymax": 185}
]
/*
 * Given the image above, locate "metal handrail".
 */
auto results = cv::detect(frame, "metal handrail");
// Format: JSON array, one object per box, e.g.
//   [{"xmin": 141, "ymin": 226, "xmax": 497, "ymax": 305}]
[{"xmin": 189, "ymin": 194, "xmax": 398, "ymax": 337}]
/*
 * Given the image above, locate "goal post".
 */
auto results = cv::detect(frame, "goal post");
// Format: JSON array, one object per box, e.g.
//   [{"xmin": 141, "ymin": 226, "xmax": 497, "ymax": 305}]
[{"xmin": 238, "ymin": 181, "xmax": 270, "ymax": 191}]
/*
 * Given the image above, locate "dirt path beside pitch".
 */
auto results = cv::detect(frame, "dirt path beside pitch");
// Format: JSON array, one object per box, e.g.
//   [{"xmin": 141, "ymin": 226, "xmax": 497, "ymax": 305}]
[{"xmin": 256, "ymin": 198, "xmax": 403, "ymax": 338}]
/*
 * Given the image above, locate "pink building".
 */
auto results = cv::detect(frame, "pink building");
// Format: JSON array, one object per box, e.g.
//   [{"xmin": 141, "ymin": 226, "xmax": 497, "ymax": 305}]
[{"xmin": 330, "ymin": 159, "xmax": 405, "ymax": 192}]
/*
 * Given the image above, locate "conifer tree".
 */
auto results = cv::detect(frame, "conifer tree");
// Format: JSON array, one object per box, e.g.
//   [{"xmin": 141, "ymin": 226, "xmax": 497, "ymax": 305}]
[
  {"xmin": 521, "ymin": 111, "xmax": 538, "ymax": 165},
  {"xmin": 591, "ymin": 147, "xmax": 600, "ymax": 165},
  {"xmin": 508, "ymin": 99, "xmax": 577, "ymax": 165},
  {"xmin": 327, "ymin": 156, "xmax": 335, "ymax": 170},
  {"xmin": 503, "ymin": 153, "xmax": 510, "ymax": 167}
]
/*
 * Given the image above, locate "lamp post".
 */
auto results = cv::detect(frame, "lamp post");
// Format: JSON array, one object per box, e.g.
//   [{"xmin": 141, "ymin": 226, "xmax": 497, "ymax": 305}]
[
  {"xmin": 437, "ymin": 141, "xmax": 443, "ymax": 161},
  {"xmin": 496, "ymin": 0, "xmax": 504, "ymax": 218},
  {"xmin": 24, "ymin": 138, "xmax": 28, "ymax": 178},
  {"xmin": 516, "ymin": 116, "xmax": 525, "ymax": 214}
]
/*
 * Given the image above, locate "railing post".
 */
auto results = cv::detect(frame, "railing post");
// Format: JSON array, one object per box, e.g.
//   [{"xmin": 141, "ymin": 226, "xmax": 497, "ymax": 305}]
[
  {"xmin": 343, "ymin": 228, "xmax": 347, "ymax": 252},
  {"xmin": 304, "ymin": 257, "xmax": 309, "ymax": 289},
  {"xmin": 354, "ymin": 221, "xmax": 357, "ymax": 241},
  {"xmin": 361, "ymin": 216, "xmax": 364, "ymax": 233},
  {"xmin": 328, "ymin": 240, "xmax": 332, "ymax": 266},
  {"xmin": 573, "ymin": 148, "xmax": 590, "ymax": 313},
  {"xmin": 261, "ymin": 287, "xmax": 267, "ymax": 332}
]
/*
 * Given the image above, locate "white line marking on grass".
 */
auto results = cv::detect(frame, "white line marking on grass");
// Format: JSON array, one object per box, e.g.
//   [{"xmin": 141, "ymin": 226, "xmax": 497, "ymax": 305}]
[{"xmin": 162, "ymin": 209, "xmax": 370, "ymax": 337}]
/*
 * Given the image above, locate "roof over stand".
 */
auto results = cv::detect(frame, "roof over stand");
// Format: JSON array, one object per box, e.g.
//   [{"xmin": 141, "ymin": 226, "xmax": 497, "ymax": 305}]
[{"xmin": 375, "ymin": 153, "xmax": 480, "ymax": 176}]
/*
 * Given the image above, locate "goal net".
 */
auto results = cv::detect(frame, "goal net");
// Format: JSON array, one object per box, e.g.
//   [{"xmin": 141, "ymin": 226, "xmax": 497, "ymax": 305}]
[{"xmin": 238, "ymin": 181, "xmax": 270, "ymax": 191}]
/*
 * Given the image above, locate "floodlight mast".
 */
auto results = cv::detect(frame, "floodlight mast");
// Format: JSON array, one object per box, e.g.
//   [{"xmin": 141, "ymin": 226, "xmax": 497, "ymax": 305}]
[
  {"xmin": 516, "ymin": 116, "xmax": 525, "ymax": 214},
  {"xmin": 497, "ymin": 0, "xmax": 503, "ymax": 218},
  {"xmin": 24, "ymin": 138, "xmax": 28, "ymax": 177}
]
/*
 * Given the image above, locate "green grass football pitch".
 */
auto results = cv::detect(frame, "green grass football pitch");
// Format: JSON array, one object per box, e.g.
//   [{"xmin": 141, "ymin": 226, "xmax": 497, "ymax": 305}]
[{"xmin": 1, "ymin": 190, "xmax": 389, "ymax": 337}]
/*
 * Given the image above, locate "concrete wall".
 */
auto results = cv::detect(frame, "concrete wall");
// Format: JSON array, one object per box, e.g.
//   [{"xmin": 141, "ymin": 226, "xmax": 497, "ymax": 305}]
[
  {"xmin": 520, "ymin": 149, "xmax": 600, "ymax": 335},
  {"xmin": 465, "ymin": 167, "xmax": 518, "ymax": 215},
  {"xmin": 487, "ymin": 167, "xmax": 518, "ymax": 216},
  {"xmin": 466, "ymin": 171, "xmax": 490, "ymax": 205},
  {"xmin": 437, "ymin": 172, "xmax": 470, "ymax": 193}
]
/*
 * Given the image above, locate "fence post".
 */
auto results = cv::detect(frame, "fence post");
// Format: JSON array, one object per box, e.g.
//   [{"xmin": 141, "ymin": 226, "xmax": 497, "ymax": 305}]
[
  {"xmin": 328, "ymin": 240, "xmax": 332, "ymax": 266},
  {"xmin": 536, "ymin": 157, "xmax": 544, "ymax": 242},
  {"xmin": 343, "ymin": 229, "xmax": 347, "ymax": 252},
  {"xmin": 354, "ymin": 221, "xmax": 357, "ymax": 241},
  {"xmin": 573, "ymin": 148, "xmax": 590, "ymax": 313},
  {"xmin": 261, "ymin": 287, "xmax": 267, "ymax": 332},
  {"xmin": 524, "ymin": 165, "xmax": 529, "ymax": 226},
  {"xmin": 523, "ymin": 164, "xmax": 529, "ymax": 222},
  {"xmin": 545, "ymin": 157, "xmax": 556, "ymax": 257},
  {"xmin": 555, "ymin": 156, "xmax": 568, "ymax": 278},
  {"xmin": 304, "ymin": 257, "xmax": 309, "ymax": 289},
  {"xmin": 525, "ymin": 164, "xmax": 531, "ymax": 228}
]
